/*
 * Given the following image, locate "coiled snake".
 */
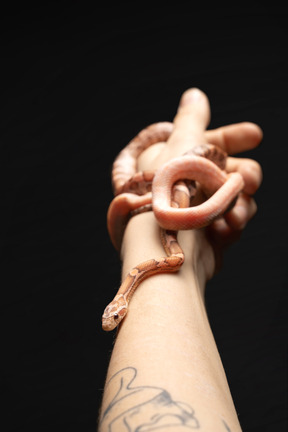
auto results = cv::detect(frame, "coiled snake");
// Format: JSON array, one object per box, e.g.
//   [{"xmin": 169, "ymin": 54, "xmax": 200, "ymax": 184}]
[{"xmin": 102, "ymin": 122, "xmax": 244, "ymax": 331}]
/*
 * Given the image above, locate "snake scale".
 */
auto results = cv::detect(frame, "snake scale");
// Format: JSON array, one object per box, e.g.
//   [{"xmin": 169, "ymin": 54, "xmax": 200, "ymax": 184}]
[{"xmin": 102, "ymin": 122, "xmax": 244, "ymax": 331}]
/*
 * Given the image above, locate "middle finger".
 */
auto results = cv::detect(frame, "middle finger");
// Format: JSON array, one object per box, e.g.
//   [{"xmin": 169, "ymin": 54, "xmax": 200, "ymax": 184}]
[{"xmin": 155, "ymin": 88, "xmax": 211, "ymax": 165}]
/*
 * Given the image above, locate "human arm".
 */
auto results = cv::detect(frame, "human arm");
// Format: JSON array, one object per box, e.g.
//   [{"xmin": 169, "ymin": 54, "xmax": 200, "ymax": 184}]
[{"xmin": 98, "ymin": 88, "xmax": 263, "ymax": 431}]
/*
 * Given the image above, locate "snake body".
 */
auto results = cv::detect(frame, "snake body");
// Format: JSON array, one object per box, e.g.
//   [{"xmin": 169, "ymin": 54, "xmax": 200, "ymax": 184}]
[{"xmin": 102, "ymin": 122, "xmax": 244, "ymax": 331}]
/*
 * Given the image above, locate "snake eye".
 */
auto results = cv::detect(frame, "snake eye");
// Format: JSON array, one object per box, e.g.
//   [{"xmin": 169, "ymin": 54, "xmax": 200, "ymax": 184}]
[{"xmin": 113, "ymin": 313, "xmax": 119, "ymax": 320}]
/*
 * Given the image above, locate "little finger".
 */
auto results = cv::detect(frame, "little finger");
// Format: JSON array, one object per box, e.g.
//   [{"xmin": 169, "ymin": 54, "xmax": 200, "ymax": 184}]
[{"xmin": 226, "ymin": 157, "xmax": 263, "ymax": 195}]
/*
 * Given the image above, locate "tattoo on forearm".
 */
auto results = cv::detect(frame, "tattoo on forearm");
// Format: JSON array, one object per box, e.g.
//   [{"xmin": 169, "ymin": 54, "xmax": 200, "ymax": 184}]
[
  {"xmin": 222, "ymin": 419, "xmax": 232, "ymax": 431},
  {"xmin": 99, "ymin": 367, "xmax": 200, "ymax": 431}
]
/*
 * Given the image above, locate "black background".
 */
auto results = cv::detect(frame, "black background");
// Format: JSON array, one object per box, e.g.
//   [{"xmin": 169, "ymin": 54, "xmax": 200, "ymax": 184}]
[{"xmin": 1, "ymin": 4, "xmax": 287, "ymax": 432}]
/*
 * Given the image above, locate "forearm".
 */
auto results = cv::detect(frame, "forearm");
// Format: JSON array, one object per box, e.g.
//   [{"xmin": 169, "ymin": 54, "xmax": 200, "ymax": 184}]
[{"xmin": 99, "ymin": 213, "xmax": 242, "ymax": 431}]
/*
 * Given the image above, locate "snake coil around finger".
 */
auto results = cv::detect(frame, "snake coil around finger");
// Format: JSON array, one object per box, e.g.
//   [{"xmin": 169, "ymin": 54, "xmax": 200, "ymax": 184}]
[{"xmin": 102, "ymin": 122, "xmax": 244, "ymax": 331}]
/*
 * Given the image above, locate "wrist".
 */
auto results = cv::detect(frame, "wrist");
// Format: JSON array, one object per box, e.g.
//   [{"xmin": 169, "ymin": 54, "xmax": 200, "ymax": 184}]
[{"xmin": 120, "ymin": 212, "xmax": 215, "ymax": 294}]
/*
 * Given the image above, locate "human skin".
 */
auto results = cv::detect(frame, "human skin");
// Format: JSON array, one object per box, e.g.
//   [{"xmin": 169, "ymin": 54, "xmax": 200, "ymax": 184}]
[{"xmin": 98, "ymin": 88, "xmax": 263, "ymax": 431}]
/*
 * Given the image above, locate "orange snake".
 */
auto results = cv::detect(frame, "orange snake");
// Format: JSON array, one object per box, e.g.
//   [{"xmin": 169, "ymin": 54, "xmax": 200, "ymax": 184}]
[{"xmin": 102, "ymin": 122, "xmax": 244, "ymax": 331}]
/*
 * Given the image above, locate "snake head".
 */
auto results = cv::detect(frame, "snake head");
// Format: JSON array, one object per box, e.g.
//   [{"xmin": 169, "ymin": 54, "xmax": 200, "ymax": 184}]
[{"xmin": 102, "ymin": 294, "xmax": 128, "ymax": 331}]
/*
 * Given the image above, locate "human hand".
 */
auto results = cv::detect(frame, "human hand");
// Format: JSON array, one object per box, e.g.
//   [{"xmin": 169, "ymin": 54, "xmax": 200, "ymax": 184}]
[{"xmin": 137, "ymin": 88, "xmax": 263, "ymax": 274}]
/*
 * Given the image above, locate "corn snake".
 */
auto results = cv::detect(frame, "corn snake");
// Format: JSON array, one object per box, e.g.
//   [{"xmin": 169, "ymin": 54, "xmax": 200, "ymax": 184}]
[{"xmin": 102, "ymin": 122, "xmax": 244, "ymax": 331}]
